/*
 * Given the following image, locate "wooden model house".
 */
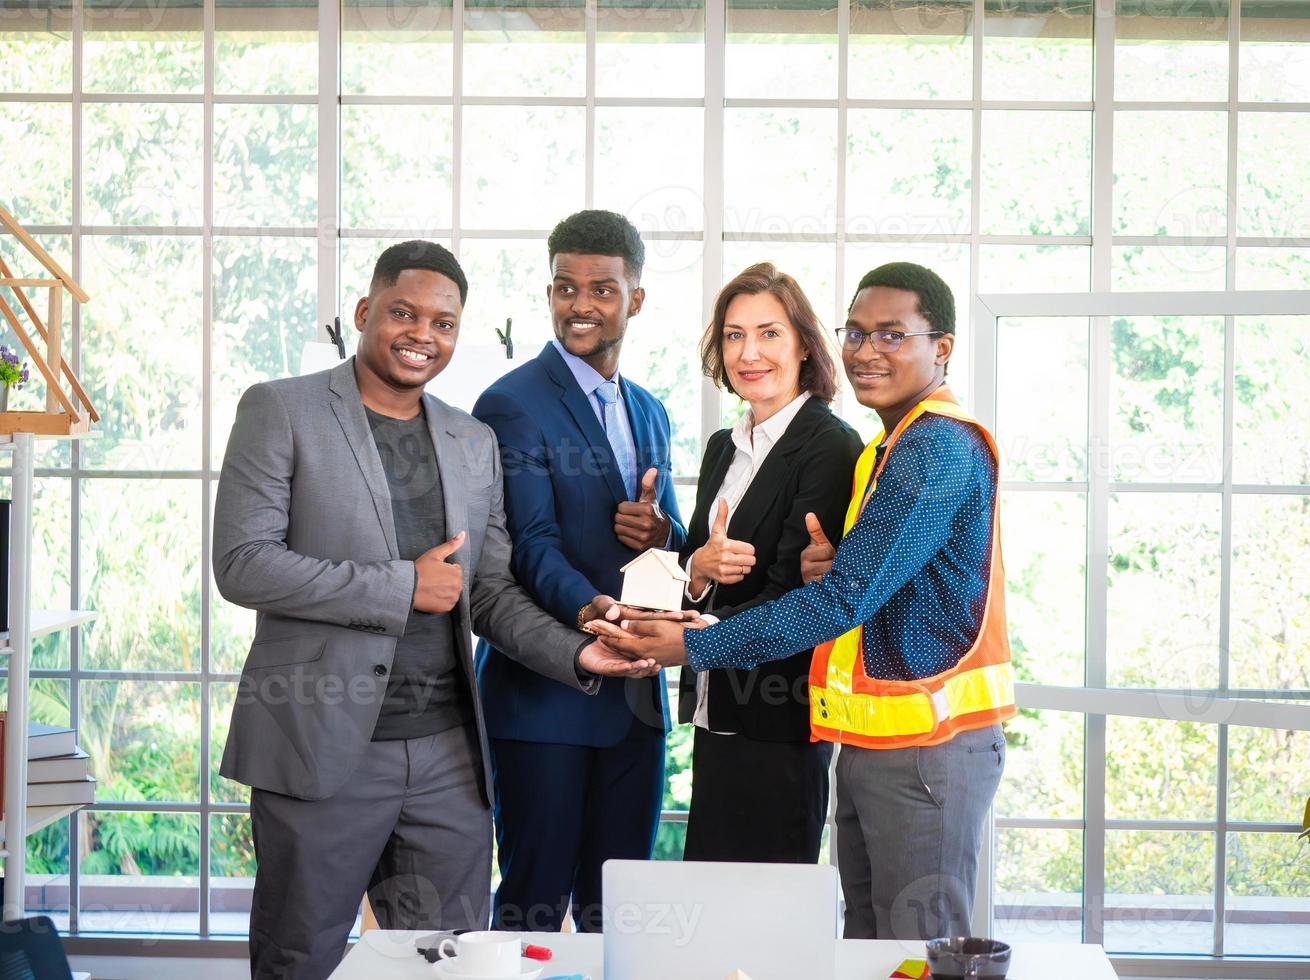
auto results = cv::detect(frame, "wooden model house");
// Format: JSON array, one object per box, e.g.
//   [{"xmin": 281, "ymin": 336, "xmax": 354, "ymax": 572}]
[{"xmin": 619, "ymin": 548, "xmax": 691, "ymax": 612}]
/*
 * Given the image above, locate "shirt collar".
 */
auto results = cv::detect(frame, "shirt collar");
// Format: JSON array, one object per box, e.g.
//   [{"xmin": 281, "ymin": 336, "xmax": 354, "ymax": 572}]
[
  {"xmin": 731, "ymin": 390, "xmax": 812, "ymax": 455},
  {"xmin": 552, "ymin": 339, "xmax": 622, "ymax": 398}
]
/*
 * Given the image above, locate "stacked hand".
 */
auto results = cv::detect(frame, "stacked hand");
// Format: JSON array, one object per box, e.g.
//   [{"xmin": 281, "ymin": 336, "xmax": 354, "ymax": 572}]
[
  {"xmin": 584, "ymin": 617, "xmax": 704, "ymax": 668},
  {"xmin": 578, "ymin": 639, "xmax": 662, "ymax": 678},
  {"xmin": 577, "ymin": 514, "xmax": 835, "ymax": 674},
  {"xmin": 799, "ymin": 512, "xmax": 835, "ymax": 584},
  {"xmin": 688, "ymin": 498, "xmax": 756, "ymax": 595},
  {"xmin": 615, "ymin": 468, "xmax": 672, "ymax": 551},
  {"xmin": 577, "ymin": 596, "xmax": 700, "ymax": 677},
  {"xmin": 584, "ymin": 595, "xmax": 698, "ymax": 627}
]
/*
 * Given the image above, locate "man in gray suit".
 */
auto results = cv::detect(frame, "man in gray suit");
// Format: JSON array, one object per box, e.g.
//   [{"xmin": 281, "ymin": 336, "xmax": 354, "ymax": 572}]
[{"xmin": 213, "ymin": 241, "xmax": 660, "ymax": 980}]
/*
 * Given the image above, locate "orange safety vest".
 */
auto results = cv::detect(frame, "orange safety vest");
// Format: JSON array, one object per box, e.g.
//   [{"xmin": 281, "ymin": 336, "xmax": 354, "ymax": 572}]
[{"xmin": 809, "ymin": 387, "xmax": 1016, "ymax": 749}]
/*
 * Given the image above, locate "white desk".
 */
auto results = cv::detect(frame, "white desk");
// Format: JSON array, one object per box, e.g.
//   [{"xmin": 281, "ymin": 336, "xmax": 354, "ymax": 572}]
[{"xmin": 329, "ymin": 930, "xmax": 1119, "ymax": 980}]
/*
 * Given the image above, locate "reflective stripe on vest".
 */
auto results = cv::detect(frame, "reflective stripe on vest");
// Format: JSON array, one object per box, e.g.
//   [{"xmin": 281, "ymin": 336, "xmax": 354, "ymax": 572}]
[{"xmin": 808, "ymin": 387, "xmax": 1016, "ymax": 750}]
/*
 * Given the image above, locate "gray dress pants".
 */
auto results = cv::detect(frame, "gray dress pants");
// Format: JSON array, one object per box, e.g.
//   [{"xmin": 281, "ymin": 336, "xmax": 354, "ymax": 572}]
[
  {"xmin": 835, "ymin": 724, "xmax": 1005, "ymax": 940},
  {"xmin": 248, "ymin": 724, "xmax": 492, "ymax": 980}
]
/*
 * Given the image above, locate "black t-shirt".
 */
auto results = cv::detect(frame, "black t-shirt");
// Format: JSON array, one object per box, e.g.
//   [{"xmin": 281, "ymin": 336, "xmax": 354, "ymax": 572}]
[{"xmin": 365, "ymin": 405, "xmax": 472, "ymax": 741}]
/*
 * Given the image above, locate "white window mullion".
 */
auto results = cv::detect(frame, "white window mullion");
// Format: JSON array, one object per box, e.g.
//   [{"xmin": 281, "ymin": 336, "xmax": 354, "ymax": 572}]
[
  {"xmin": 68, "ymin": 0, "xmax": 86, "ymax": 938},
  {"xmin": 1091, "ymin": 0, "xmax": 1114, "ymax": 294},
  {"xmin": 969, "ymin": 0, "xmax": 994, "ymax": 937},
  {"xmin": 1086, "ymin": 0, "xmax": 1116, "ymax": 941},
  {"xmin": 833, "ymin": 0, "xmax": 849, "ymax": 419},
  {"xmin": 701, "ymin": 0, "xmax": 726, "ymax": 454},
  {"xmin": 451, "ymin": 0, "xmax": 464, "ymax": 256},
  {"xmin": 198, "ymin": 0, "xmax": 216, "ymax": 941},
  {"xmin": 1214, "ymin": 7, "xmax": 1242, "ymax": 948},
  {"xmin": 967, "ymin": 0, "xmax": 984, "ymax": 418},
  {"xmin": 585, "ymin": 0, "xmax": 597, "ymax": 210},
  {"xmin": 316, "ymin": 0, "xmax": 340, "ymax": 333},
  {"xmin": 1086, "ymin": 304, "xmax": 1112, "ymax": 952},
  {"xmin": 1083, "ymin": 319, "xmax": 1110, "ymax": 949}
]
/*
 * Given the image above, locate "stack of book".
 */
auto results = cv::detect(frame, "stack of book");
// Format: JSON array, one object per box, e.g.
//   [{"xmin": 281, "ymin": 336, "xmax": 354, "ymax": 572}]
[{"xmin": 0, "ymin": 714, "xmax": 95, "ymax": 811}]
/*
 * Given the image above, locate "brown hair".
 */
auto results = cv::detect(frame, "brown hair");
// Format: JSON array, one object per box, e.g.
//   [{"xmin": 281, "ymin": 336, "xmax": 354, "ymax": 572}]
[{"xmin": 700, "ymin": 262, "xmax": 839, "ymax": 403}]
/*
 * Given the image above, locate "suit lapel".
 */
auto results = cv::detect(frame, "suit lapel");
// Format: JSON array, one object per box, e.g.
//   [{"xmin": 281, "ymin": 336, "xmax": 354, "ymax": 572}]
[
  {"xmin": 422, "ymin": 394, "xmax": 472, "ymax": 610},
  {"xmin": 689, "ymin": 433, "xmax": 736, "ymax": 550},
  {"xmin": 728, "ymin": 398, "xmax": 827, "ymax": 546},
  {"xmin": 328, "ymin": 359, "xmax": 399, "ymax": 558},
  {"xmin": 541, "ymin": 344, "xmax": 630, "ymax": 506}
]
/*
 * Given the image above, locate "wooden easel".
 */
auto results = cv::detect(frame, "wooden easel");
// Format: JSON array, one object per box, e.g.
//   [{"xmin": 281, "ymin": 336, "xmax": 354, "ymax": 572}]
[{"xmin": 0, "ymin": 203, "xmax": 100, "ymax": 435}]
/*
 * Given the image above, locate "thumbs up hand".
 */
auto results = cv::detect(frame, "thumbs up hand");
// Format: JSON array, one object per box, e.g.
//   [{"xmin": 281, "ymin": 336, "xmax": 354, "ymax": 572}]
[
  {"xmin": 688, "ymin": 497, "xmax": 757, "ymax": 596},
  {"xmin": 800, "ymin": 512, "xmax": 836, "ymax": 584},
  {"xmin": 638, "ymin": 467, "xmax": 658, "ymax": 504},
  {"xmin": 615, "ymin": 466, "xmax": 673, "ymax": 551},
  {"xmin": 710, "ymin": 496, "xmax": 730, "ymax": 537},
  {"xmin": 414, "ymin": 531, "xmax": 467, "ymax": 613}
]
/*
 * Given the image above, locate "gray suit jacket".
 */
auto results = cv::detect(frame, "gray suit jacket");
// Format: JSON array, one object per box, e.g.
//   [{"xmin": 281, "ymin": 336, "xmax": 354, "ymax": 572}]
[{"xmin": 214, "ymin": 359, "xmax": 593, "ymax": 801}]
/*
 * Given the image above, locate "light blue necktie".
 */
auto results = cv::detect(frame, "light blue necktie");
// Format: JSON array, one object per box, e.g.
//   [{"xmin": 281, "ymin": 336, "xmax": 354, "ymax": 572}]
[{"xmin": 595, "ymin": 380, "xmax": 638, "ymax": 501}]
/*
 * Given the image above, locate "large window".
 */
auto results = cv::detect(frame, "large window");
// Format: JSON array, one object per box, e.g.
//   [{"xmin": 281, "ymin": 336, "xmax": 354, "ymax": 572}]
[
  {"xmin": 980, "ymin": 291, "xmax": 1309, "ymax": 958},
  {"xmin": 3, "ymin": 0, "xmax": 319, "ymax": 937},
  {"xmin": 1, "ymin": 0, "xmax": 1307, "ymax": 962}
]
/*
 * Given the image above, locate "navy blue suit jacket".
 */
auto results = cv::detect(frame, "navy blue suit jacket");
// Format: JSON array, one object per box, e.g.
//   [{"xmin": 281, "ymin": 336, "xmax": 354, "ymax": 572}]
[{"xmin": 472, "ymin": 343, "xmax": 687, "ymax": 747}]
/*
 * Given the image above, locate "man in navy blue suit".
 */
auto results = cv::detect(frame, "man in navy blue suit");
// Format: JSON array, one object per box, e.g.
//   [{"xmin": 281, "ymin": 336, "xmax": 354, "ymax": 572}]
[{"xmin": 472, "ymin": 210, "xmax": 687, "ymax": 933}]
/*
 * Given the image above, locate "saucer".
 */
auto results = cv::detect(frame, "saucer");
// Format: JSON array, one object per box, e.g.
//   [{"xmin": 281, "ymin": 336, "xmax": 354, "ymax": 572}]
[{"xmin": 433, "ymin": 958, "xmax": 544, "ymax": 980}]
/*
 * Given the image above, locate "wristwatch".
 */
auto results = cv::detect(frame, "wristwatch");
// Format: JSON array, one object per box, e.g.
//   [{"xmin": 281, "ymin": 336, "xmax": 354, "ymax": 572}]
[{"xmin": 576, "ymin": 601, "xmax": 595, "ymax": 631}]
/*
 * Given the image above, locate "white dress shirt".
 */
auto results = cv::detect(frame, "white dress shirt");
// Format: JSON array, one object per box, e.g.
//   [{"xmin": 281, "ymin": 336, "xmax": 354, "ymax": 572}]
[{"xmin": 689, "ymin": 391, "xmax": 812, "ymax": 732}]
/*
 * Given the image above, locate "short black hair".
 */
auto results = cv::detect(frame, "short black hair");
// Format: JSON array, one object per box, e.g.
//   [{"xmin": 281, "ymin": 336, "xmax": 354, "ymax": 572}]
[
  {"xmin": 370, "ymin": 240, "xmax": 468, "ymax": 305},
  {"xmin": 547, "ymin": 210, "xmax": 645, "ymax": 282},
  {"xmin": 851, "ymin": 262, "xmax": 955, "ymax": 334}
]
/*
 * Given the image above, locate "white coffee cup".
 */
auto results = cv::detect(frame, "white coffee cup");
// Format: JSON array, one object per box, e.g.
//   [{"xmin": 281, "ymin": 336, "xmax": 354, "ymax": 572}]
[{"xmin": 437, "ymin": 931, "xmax": 521, "ymax": 976}]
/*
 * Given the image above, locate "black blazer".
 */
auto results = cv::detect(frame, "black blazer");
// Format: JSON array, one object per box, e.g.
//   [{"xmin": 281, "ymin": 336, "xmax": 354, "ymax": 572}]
[{"xmin": 677, "ymin": 397, "xmax": 863, "ymax": 742}]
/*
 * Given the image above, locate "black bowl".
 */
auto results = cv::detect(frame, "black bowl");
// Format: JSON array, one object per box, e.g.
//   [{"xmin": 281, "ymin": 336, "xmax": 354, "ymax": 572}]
[{"xmin": 924, "ymin": 936, "xmax": 1012, "ymax": 980}]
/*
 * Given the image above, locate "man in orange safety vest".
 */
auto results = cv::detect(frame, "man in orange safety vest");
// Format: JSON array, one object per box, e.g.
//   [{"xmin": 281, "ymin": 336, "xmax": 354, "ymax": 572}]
[{"xmin": 594, "ymin": 262, "xmax": 1014, "ymax": 940}]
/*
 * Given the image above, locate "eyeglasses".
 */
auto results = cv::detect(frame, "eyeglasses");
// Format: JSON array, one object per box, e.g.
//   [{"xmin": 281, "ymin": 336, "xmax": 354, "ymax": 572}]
[{"xmin": 834, "ymin": 327, "xmax": 945, "ymax": 353}]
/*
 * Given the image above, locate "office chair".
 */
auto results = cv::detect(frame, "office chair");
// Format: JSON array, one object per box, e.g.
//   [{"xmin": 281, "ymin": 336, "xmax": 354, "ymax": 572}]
[{"xmin": 0, "ymin": 916, "xmax": 73, "ymax": 980}]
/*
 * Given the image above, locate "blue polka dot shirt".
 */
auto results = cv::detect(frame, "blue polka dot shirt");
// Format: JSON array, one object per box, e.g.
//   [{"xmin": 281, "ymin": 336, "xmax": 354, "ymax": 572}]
[{"xmin": 685, "ymin": 414, "xmax": 997, "ymax": 682}]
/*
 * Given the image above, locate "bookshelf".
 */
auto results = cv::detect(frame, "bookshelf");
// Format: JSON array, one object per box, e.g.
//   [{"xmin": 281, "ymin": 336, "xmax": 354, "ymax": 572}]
[
  {"xmin": 0, "ymin": 803, "xmax": 86, "ymax": 858},
  {"xmin": 2, "ymin": 431, "xmax": 96, "ymax": 919},
  {"xmin": 0, "ymin": 609, "xmax": 97, "ymax": 657}
]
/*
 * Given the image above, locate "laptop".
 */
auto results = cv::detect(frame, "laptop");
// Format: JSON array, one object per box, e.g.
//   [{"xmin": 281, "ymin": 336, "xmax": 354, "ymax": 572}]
[{"xmin": 602, "ymin": 859, "xmax": 839, "ymax": 980}]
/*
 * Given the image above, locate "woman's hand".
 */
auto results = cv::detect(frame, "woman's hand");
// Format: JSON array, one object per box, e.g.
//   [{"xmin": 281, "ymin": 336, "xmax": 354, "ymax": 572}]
[{"xmin": 689, "ymin": 498, "xmax": 757, "ymax": 593}]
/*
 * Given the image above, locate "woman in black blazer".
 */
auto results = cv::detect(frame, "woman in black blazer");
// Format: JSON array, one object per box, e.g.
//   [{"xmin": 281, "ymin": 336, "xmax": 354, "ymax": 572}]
[{"xmin": 679, "ymin": 263, "xmax": 863, "ymax": 863}]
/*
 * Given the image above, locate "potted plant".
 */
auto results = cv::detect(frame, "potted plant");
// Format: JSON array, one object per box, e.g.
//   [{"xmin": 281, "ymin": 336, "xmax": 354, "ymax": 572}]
[{"xmin": 0, "ymin": 344, "xmax": 30, "ymax": 412}]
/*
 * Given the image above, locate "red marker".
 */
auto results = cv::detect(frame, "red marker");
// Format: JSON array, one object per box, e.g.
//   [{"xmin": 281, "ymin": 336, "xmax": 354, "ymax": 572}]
[{"xmin": 523, "ymin": 943, "xmax": 553, "ymax": 961}]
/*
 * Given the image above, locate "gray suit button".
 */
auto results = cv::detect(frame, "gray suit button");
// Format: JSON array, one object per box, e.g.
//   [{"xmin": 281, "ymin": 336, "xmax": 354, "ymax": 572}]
[{"xmin": 373, "ymin": 664, "xmax": 387, "ymax": 676}]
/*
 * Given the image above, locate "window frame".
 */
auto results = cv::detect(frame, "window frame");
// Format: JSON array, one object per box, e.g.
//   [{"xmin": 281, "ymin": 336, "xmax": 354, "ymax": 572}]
[
  {"xmin": 2, "ymin": 0, "xmax": 1309, "ymax": 967},
  {"xmin": 972, "ymin": 289, "xmax": 1310, "ymax": 964}
]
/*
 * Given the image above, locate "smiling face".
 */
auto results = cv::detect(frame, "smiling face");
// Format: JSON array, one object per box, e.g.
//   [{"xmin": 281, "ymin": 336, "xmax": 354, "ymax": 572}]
[
  {"xmin": 548, "ymin": 252, "xmax": 644, "ymax": 376},
  {"xmin": 721, "ymin": 291, "xmax": 806, "ymax": 422},
  {"xmin": 354, "ymin": 268, "xmax": 462, "ymax": 403},
  {"xmin": 843, "ymin": 285, "xmax": 953, "ymax": 419}
]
